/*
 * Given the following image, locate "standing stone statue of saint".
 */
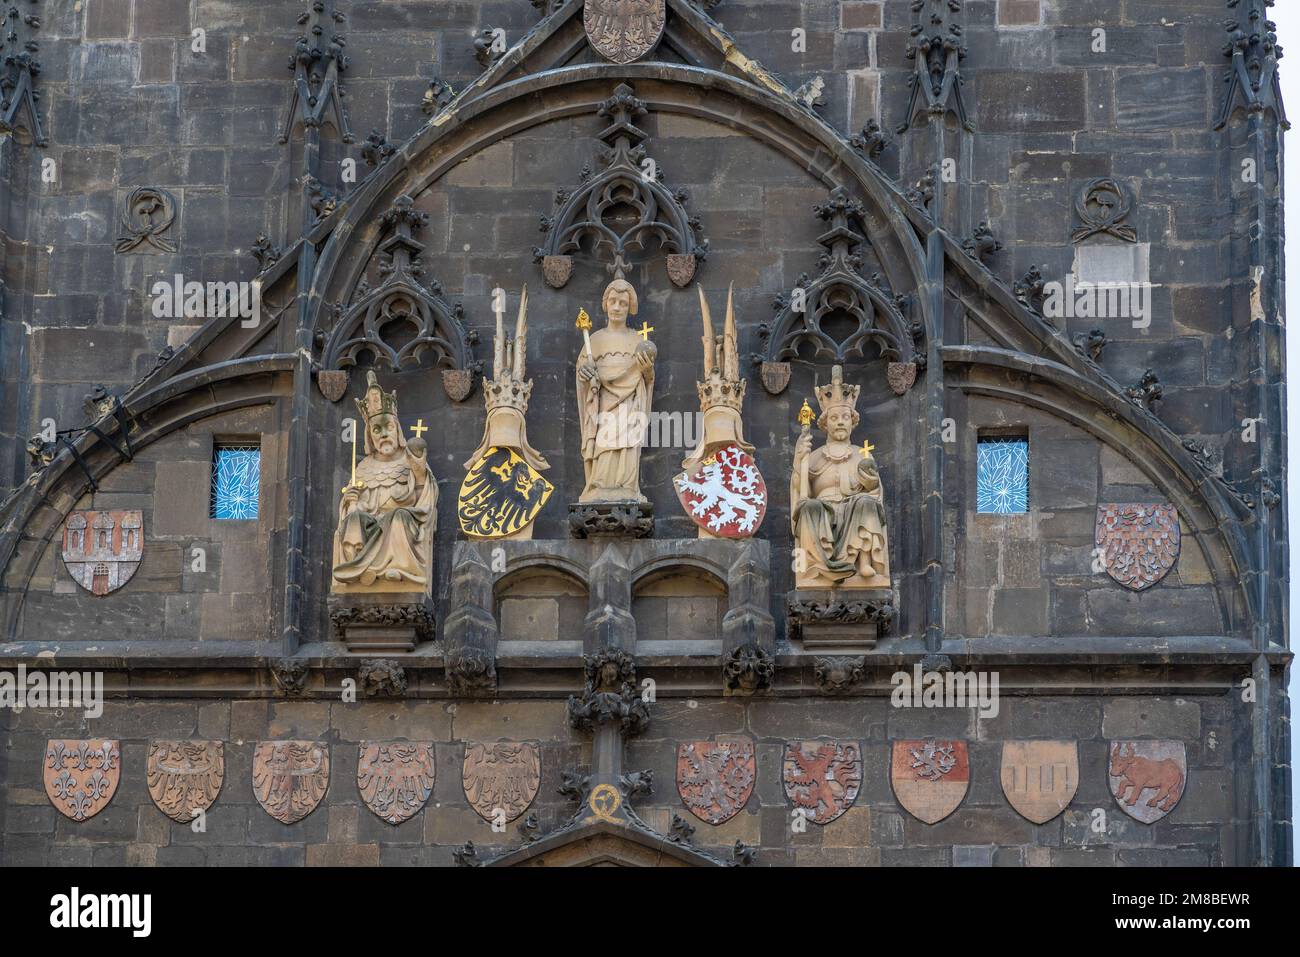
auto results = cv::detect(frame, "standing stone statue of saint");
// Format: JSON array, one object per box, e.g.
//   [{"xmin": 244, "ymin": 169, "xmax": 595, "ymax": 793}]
[
  {"xmin": 576, "ymin": 278, "xmax": 655, "ymax": 503},
  {"xmin": 790, "ymin": 365, "xmax": 890, "ymax": 589},
  {"xmin": 332, "ymin": 371, "xmax": 437, "ymax": 593}
]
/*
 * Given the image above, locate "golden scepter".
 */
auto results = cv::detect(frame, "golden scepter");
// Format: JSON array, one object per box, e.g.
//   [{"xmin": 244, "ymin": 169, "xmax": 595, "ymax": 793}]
[
  {"xmin": 575, "ymin": 306, "xmax": 593, "ymax": 359},
  {"xmin": 797, "ymin": 398, "xmax": 814, "ymax": 501},
  {"xmin": 342, "ymin": 423, "xmax": 358, "ymax": 494}
]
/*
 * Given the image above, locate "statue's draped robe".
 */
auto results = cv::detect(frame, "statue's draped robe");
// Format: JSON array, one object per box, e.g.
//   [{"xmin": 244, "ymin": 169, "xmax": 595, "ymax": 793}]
[
  {"xmin": 578, "ymin": 338, "xmax": 654, "ymax": 502},
  {"xmin": 791, "ymin": 449, "xmax": 889, "ymax": 584},
  {"xmin": 333, "ymin": 452, "xmax": 437, "ymax": 588}
]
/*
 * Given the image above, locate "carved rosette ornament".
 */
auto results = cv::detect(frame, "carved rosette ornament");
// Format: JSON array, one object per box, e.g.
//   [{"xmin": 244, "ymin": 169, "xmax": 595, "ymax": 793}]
[
  {"xmin": 146, "ymin": 741, "xmax": 224, "ymax": 823},
  {"xmin": 677, "ymin": 740, "xmax": 756, "ymax": 825},
  {"xmin": 782, "ymin": 740, "xmax": 862, "ymax": 825},
  {"xmin": 534, "ymin": 83, "xmax": 707, "ymax": 289},
  {"xmin": 44, "ymin": 740, "xmax": 121, "ymax": 822},
  {"xmin": 584, "ymin": 0, "xmax": 666, "ymax": 64},
  {"xmin": 567, "ymin": 649, "xmax": 650, "ymax": 736},
  {"xmin": 1095, "ymin": 504, "xmax": 1181, "ymax": 591},
  {"xmin": 252, "ymin": 741, "xmax": 330, "ymax": 824},
  {"xmin": 357, "ymin": 742, "xmax": 436, "ymax": 825},
  {"xmin": 462, "ymin": 742, "xmax": 541, "ymax": 823}
]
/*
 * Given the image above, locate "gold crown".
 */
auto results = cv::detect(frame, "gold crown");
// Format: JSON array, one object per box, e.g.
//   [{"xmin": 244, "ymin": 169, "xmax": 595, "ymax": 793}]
[
  {"xmin": 356, "ymin": 370, "xmax": 398, "ymax": 423},
  {"xmin": 483, "ymin": 375, "xmax": 533, "ymax": 414},
  {"xmin": 815, "ymin": 365, "xmax": 860, "ymax": 415}
]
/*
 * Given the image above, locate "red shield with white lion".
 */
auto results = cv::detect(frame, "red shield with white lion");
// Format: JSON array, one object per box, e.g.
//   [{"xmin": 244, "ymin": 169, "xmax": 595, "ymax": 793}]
[{"xmin": 673, "ymin": 444, "xmax": 767, "ymax": 538}]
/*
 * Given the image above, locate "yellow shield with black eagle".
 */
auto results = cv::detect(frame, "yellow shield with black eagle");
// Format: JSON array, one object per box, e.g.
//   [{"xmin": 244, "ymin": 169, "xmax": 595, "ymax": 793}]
[{"xmin": 458, "ymin": 447, "xmax": 554, "ymax": 538}]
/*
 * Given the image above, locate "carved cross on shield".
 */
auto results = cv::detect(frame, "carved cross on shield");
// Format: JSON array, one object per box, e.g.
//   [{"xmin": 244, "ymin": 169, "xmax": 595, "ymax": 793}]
[
  {"xmin": 252, "ymin": 741, "xmax": 330, "ymax": 824},
  {"xmin": 782, "ymin": 739, "xmax": 862, "ymax": 825},
  {"xmin": 44, "ymin": 739, "xmax": 121, "ymax": 822},
  {"xmin": 584, "ymin": 0, "xmax": 667, "ymax": 65},
  {"xmin": 357, "ymin": 742, "xmax": 436, "ymax": 825},
  {"xmin": 462, "ymin": 741, "xmax": 541, "ymax": 823},
  {"xmin": 677, "ymin": 739, "xmax": 756, "ymax": 825},
  {"xmin": 891, "ymin": 739, "xmax": 970, "ymax": 824},
  {"xmin": 1096, "ymin": 504, "xmax": 1180, "ymax": 590},
  {"xmin": 999, "ymin": 740, "xmax": 1078, "ymax": 824},
  {"xmin": 147, "ymin": 740, "xmax": 224, "ymax": 823},
  {"xmin": 1108, "ymin": 740, "xmax": 1186, "ymax": 824}
]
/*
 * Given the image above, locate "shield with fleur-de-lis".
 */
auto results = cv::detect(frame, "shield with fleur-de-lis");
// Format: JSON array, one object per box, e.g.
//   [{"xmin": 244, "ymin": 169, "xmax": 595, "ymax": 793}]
[{"xmin": 44, "ymin": 739, "xmax": 121, "ymax": 822}]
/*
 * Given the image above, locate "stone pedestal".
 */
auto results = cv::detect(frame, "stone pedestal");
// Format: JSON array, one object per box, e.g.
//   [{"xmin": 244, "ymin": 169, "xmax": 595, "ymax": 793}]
[
  {"xmin": 787, "ymin": 589, "xmax": 895, "ymax": 652},
  {"xmin": 568, "ymin": 501, "xmax": 654, "ymax": 539},
  {"xmin": 329, "ymin": 593, "xmax": 435, "ymax": 653}
]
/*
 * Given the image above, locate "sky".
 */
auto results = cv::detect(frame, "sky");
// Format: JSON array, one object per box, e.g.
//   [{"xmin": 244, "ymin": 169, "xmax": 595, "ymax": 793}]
[{"xmin": 1275, "ymin": 6, "xmax": 1299, "ymax": 863}]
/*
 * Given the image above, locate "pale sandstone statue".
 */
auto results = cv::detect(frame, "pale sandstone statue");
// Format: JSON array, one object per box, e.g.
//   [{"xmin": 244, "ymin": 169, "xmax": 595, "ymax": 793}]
[
  {"xmin": 576, "ymin": 278, "xmax": 655, "ymax": 503},
  {"xmin": 682, "ymin": 283, "xmax": 753, "ymax": 474},
  {"xmin": 791, "ymin": 365, "xmax": 890, "ymax": 589},
  {"xmin": 332, "ymin": 371, "xmax": 437, "ymax": 593}
]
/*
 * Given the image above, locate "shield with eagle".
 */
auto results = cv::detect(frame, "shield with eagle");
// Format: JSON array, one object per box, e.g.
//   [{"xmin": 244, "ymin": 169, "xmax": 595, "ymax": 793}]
[
  {"xmin": 673, "ymin": 444, "xmax": 767, "ymax": 538},
  {"xmin": 1095, "ymin": 503, "xmax": 1180, "ymax": 591},
  {"xmin": 146, "ymin": 740, "xmax": 225, "ymax": 823},
  {"xmin": 584, "ymin": 0, "xmax": 666, "ymax": 65},
  {"xmin": 458, "ymin": 447, "xmax": 554, "ymax": 539}
]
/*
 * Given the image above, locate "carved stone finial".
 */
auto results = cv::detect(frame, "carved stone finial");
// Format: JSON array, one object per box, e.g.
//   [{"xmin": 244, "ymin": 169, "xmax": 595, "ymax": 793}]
[
  {"xmin": 850, "ymin": 119, "xmax": 890, "ymax": 159},
  {"xmin": 0, "ymin": 1, "xmax": 47, "ymax": 146},
  {"xmin": 279, "ymin": 0, "xmax": 353, "ymax": 144},
  {"xmin": 899, "ymin": 0, "xmax": 973, "ymax": 133},
  {"xmin": 1215, "ymin": 0, "xmax": 1288, "ymax": 131},
  {"xmin": 361, "ymin": 129, "xmax": 396, "ymax": 168}
]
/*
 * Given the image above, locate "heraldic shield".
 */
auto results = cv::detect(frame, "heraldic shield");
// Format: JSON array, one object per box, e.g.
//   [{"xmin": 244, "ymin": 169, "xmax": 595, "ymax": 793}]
[
  {"xmin": 782, "ymin": 740, "xmax": 862, "ymax": 825},
  {"xmin": 44, "ymin": 739, "xmax": 121, "ymax": 822},
  {"xmin": 999, "ymin": 740, "xmax": 1078, "ymax": 824},
  {"xmin": 462, "ymin": 741, "xmax": 541, "ymax": 823},
  {"xmin": 891, "ymin": 739, "xmax": 970, "ymax": 824},
  {"xmin": 584, "ymin": 0, "xmax": 666, "ymax": 65},
  {"xmin": 147, "ymin": 740, "xmax": 224, "ymax": 823},
  {"xmin": 357, "ymin": 742, "xmax": 436, "ymax": 825},
  {"xmin": 1096, "ymin": 504, "xmax": 1181, "ymax": 591},
  {"xmin": 673, "ymin": 445, "xmax": 768, "ymax": 539},
  {"xmin": 1108, "ymin": 740, "xmax": 1187, "ymax": 824},
  {"xmin": 61, "ymin": 509, "xmax": 143, "ymax": 596},
  {"xmin": 677, "ymin": 739, "xmax": 756, "ymax": 825},
  {"xmin": 252, "ymin": 741, "xmax": 330, "ymax": 824},
  {"xmin": 458, "ymin": 447, "xmax": 554, "ymax": 538}
]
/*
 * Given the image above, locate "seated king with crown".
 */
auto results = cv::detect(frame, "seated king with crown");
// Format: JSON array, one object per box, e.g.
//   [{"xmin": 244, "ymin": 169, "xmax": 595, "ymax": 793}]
[
  {"xmin": 331, "ymin": 371, "xmax": 437, "ymax": 593},
  {"xmin": 791, "ymin": 365, "xmax": 890, "ymax": 590}
]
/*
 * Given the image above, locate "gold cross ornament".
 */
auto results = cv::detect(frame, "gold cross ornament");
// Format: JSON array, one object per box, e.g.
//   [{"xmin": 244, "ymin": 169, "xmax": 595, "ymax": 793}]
[
  {"xmin": 862, "ymin": 438, "xmax": 876, "ymax": 457},
  {"xmin": 637, "ymin": 321, "xmax": 654, "ymax": 340},
  {"xmin": 410, "ymin": 418, "xmax": 428, "ymax": 438}
]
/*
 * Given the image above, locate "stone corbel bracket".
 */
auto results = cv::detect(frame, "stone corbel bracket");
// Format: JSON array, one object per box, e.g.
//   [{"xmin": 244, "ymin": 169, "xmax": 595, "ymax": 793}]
[
  {"xmin": 758, "ymin": 187, "xmax": 920, "ymax": 396},
  {"xmin": 443, "ymin": 543, "xmax": 499, "ymax": 695},
  {"xmin": 0, "ymin": 0, "xmax": 46, "ymax": 146},
  {"xmin": 279, "ymin": 0, "xmax": 354, "ymax": 144},
  {"xmin": 319, "ymin": 195, "xmax": 478, "ymax": 402},
  {"xmin": 533, "ymin": 82, "xmax": 708, "ymax": 288}
]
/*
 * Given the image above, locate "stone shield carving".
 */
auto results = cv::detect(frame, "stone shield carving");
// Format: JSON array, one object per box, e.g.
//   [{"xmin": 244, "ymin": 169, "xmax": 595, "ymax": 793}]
[
  {"xmin": 357, "ymin": 742, "xmax": 436, "ymax": 825},
  {"xmin": 760, "ymin": 361, "xmax": 791, "ymax": 395},
  {"xmin": 317, "ymin": 369, "xmax": 349, "ymax": 402},
  {"xmin": 584, "ymin": 0, "xmax": 666, "ymax": 65},
  {"xmin": 665, "ymin": 252, "xmax": 696, "ymax": 288},
  {"xmin": 459, "ymin": 447, "xmax": 555, "ymax": 538},
  {"xmin": 782, "ymin": 739, "xmax": 862, "ymax": 825},
  {"xmin": 442, "ymin": 368, "xmax": 475, "ymax": 402},
  {"xmin": 886, "ymin": 361, "xmax": 917, "ymax": 396},
  {"xmin": 44, "ymin": 739, "xmax": 121, "ymax": 822},
  {"xmin": 1096, "ymin": 504, "xmax": 1180, "ymax": 590},
  {"xmin": 147, "ymin": 740, "xmax": 224, "ymax": 823},
  {"xmin": 252, "ymin": 741, "xmax": 330, "ymax": 824},
  {"xmin": 677, "ymin": 739, "xmax": 756, "ymax": 825},
  {"xmin": 999, "ymin": 740, "xmax": 1078, "ymax": 824},
  {"xmin": 61, "ymin": 509, "xmax": 143, "ymax": 596},
  {"xmin": 891, "ymin": 739, "xmax": 970, "ymax": 824},
  {"xmin": 462, "ymin": 741, "xmax": 541, "ymax": 823},
  {"xmin": 673, "ymin": 444, "xmax": 767, "ymax": 538},
  {"xmin": 542, "ymin": 254, "xmax": 573, "ymax": 289},
  {"xmin": 1108, "ymin": 740, "xmax": 1186, "ymax": 824}
]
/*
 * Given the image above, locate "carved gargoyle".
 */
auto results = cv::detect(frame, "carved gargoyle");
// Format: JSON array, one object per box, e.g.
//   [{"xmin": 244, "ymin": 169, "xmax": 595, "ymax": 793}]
[
  {"xmin": 814, "ymin": 656, "xmax": 866, "ymax": 695},
  {"xmin": 963, "ymin": 221, "xmax": 1003, "ymax": 263},
  {"xmin": 270, "ymin": 658, "xmax": 309, "ymax": 696},
  {"xmin": 723, "ymin": 642, "xmax": 775, "ymax": 693}
]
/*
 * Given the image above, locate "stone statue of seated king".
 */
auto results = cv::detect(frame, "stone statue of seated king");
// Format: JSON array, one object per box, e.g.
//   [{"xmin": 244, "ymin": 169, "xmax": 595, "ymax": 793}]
[
  {"xmin": 331, "ymin": 371, "xmax": 437, "ymax": 594},
  {"xmin": 790, "ymin": 365, "xmax": 890, "ymax": 591}
]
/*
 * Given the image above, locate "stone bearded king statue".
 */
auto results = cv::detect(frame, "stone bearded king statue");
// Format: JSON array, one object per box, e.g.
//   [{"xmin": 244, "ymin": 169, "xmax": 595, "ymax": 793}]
[
  {"xmin": 331, "ymin": 371, "xmax": 438, "ymax": 592},
  {"xmin": 790, "ymin": 365, "xmax": 890, "ymax": 589},
  {"xmin": 576, "ymin": 278, "xmax": 656, "ymax": 503}
]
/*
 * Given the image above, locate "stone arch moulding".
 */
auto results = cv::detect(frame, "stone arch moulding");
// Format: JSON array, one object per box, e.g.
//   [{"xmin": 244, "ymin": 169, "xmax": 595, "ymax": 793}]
[{"xmin": 944, "ymin": 345, "xmax": 1256, "ymax": 637}]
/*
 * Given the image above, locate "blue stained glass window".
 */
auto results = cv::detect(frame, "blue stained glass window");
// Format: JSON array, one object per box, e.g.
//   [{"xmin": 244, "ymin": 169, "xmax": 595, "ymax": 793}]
[
  {"xmin": 976, "ymin": 437, "xmax": 1029, "ymax": 514},
  {"xmin": 211, "ymin": 444, "xmax": 261, "ymax": 520}
]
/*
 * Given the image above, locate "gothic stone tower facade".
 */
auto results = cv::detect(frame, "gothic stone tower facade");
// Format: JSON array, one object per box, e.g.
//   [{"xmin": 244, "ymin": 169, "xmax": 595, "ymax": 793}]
[{"xmin": 0, "ymin": 0, "xmax": 1289, "ymax": 866}]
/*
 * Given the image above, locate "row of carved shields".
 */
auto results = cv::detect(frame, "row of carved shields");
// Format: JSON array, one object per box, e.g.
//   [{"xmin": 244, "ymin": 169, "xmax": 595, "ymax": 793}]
[
  {"xmin": 681, "ymin": 738, "xmax": 1187, "ymax": 827},
  {"xmin": 43, "ymin": 739, "xmax": 539, "ymax": 827}
]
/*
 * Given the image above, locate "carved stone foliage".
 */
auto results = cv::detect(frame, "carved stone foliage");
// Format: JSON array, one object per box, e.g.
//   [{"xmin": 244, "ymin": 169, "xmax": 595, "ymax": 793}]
[
  {"xmin": 147, "ymin": 741, "xmax": 224, "ymax": 823},
  {"xmin": 1108, "ymin": 740, "xmax": 1186, "ymax": 824},
  {"xmin": 782, "ymin": 740, "xmax": 862, "ymax": 825},
  {"xmin": 0, "ymin": 0, "xmax": 46, "ymax": 146},
  {"xmin": 813, "ymin": 656, "xmax": 865, "ymax": 695},
  {"xmin": 1126, "ymin": 369, "xmax": 1163, "ymax": 412},
  {"xmin": 534, "ymin": 83, "xmax": 708, "ymax": 289},
  {"xmin": 567, "ymin": 649, "xmax": 650, "ymax": 736},
  {"xmin": 891, "ymin": 739, "xmax": 970, "ymax": 824},
  {"xmin": 962, "ymin": 221, "xmax": 1002, "ymax": 263},
  {"xmin": 250, "ymin": 232, "xmax": 282, "ymax": 273},
  {"xmin": 1072, "ymin": 178, "xmax": 1138, "ymax": 244},
  {"xmin": 899, "ymin": 0, "xmax": 973, "ymax": 133},
  {"xmin": 447, "ymin": 646, "xmax": 498, "ymax": 696},
  {"xmin": 270, "ymin": 658, "xmax": 310, "ymax": 695},
  {"xmin": 677, "ymin": 740, "xmax": 755, "ymax": 825},
  {"xmin": 421, "ymin": 77, "xmax": 454, "ymax": 116},
  {"xmin": 788, "ymin": 595, "xmax": 896, "ymax": 634},
  {"xmin": 357, "ymin": 742, "xmax": 435, "ymax": 825},
  {"xmin": 1215, "ymin": 0, "xmax": 1287, "ymax": 131},
  {"xmin": 723, "ymin": 641, "xmax": 774, "ymax": 694},
  {"xmin": 462, "ymin": 741, "xmax": 541, "ymax": 823},
  {"xmin": 849, "ymin": 119, "xmax": 890, "ymax": 160},
  {"xmin": 568, "ymin": 501, "xmax": 654, "ymax": 539},
  {"xmin": 44, "ymin": 740, "xmax": 121, "ymax": 822},
  {"xmin": 584, "ymin": 0, "xmax": 666, "ymax": 65},
  {"xmin": 61, "ymin": 509, "xmax": 143, "ymax": 596},
  {"xmin": 1095, "ymin": 504, "xmax": 1181, "ymax": 591},
  {"xmin": 759, "ymin": 188, "xmax": 917, "ymax": 393},
  {"xmin": 280, "ymin": 0, "xmax": 353, "ymax": 144},
  {"xmin": 252, "ymin": 741, "xmax": 330, "ymax": 824},
  {"xmin": 114, "ymin": 187, "xmax": 178, "ymax": 253},
  {"xmin": 356, "ymin": 659, "xmax": 407, "ymax": 697},
  {"xmin": 321, "ymin": 195, "xmax": 476, "ymax": 402}
]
